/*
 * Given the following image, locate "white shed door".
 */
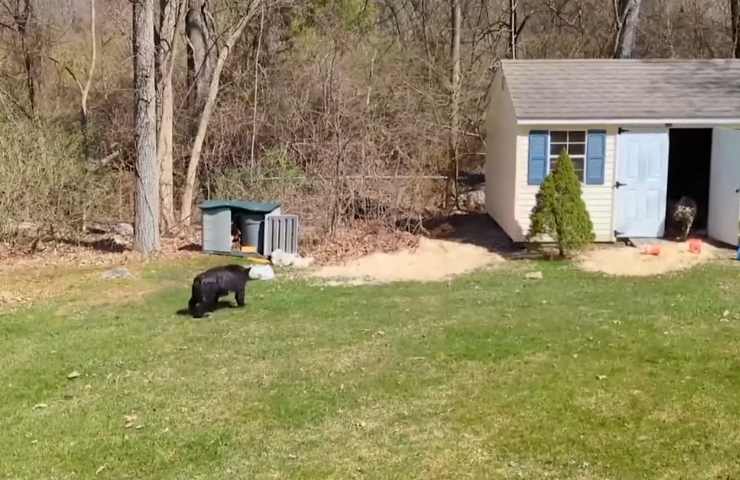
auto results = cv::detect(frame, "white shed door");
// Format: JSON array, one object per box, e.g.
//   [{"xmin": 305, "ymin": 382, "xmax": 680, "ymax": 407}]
[
  {"xmin": 708, "ymin": 128, "xmax": 740, "ymax": 246},
  {"xmin": 615, "ymin": 129, "xmax": 670, "ymax": 238}
]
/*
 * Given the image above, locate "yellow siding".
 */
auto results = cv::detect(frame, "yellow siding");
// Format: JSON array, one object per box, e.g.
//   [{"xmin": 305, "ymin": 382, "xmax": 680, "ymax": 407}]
[{"xmin": 512, "ymin": 125, "xmax": 617, "ymax": 242}]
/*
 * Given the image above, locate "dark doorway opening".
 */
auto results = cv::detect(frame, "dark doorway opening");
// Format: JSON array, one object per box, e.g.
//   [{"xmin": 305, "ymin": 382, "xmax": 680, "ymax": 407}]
[{"xmin": 666, "ymin": 129, "xmax": 712, "ymax": 235}]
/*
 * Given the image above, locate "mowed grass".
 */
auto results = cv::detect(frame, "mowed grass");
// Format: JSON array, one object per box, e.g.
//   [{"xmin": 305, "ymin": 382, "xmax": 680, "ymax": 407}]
[{"xmin": 3, "ymin": 258, "xmax": 740, "ymax": 479}]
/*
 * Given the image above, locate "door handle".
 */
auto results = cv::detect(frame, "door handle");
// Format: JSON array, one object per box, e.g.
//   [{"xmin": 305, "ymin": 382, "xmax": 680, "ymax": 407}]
[{"xmin": 615, "ymin": 181, "xmax": 627, "ymax": 189}]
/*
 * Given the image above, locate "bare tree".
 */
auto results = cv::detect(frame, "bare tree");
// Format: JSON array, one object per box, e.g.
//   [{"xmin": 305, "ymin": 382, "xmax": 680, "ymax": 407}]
[
  {"xmin": 250, "ymin": 1, "xmax": 265, "ymax": 175},
  {"xmin": 133, "ymin": 0, "xmax": 161, "ymax": 254},
  {"xmin": 79, "ymin": 0, "xmax": 96, "ymax": 160},
  {"xmin": 448, "ymin": 0, "xmax": 461, "ymax": 205},
  {"xmin": 179, "ymin": 1, "xmax": 262, "ymax": 224},
  {"xmin": 54, "ymin": 0, "xmax": 96, "ymax": 160},
  {"xmin": 185, "ymin": 0, "xmax": 216, "ymax": 116},
  {"xmin": 509, "ymin": 0, "xmax": 531, "ymax": 59},
  {"xmin": 0, "ymin": 0, "xmax": 43, "ymax": 114},
  {"xmin": 157, "ymin": 0, "xmax": 185, "ymax": 232},
  {"xmin": 613, "ymin": 0, "xmax": 643, "ymax": 58},
  {"xmin": 732, "ymin": 0, "xmax": 740, "ymax": 57}
]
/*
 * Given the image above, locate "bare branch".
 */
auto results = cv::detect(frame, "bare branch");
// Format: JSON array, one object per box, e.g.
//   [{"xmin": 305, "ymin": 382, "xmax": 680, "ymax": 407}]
[
  {"xmin": 80, "ymin": 0, "xmax": 96, "ymax": 119},
  {"xmin": 250, "ymin": 1, "xmax": 265, "ymax": 174}
]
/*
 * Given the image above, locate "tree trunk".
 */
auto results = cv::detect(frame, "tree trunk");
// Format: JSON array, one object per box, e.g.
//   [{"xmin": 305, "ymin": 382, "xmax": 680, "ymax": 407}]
[
  {"xmin": 185, "ymin": 0, "xmax": 216, "ymax": 118},
  {"xmin": 80, "ymin": 0, "xmax": 96, "ymax": 161},
  {"xmin": 133, "ymin": 0, "xmax": 161, "ymax": 254},
  {"xmin": 731, "ymin": 0, "xmax": 740, "ymax": 58},
  {"xmin": 613, "ymin": 0, "xmax": 642, "ymax": 58},
  {"xmin": 250, "ymin": 2, "xmax": 265, "ymax": 175},
  {"xmin": 157, "ymin": 0, "xmax": 183, "ymax": 233},
  {"xmin": 16, "ymin": 0, "xmax": 42, "ymax": 115},
  {"xmin": 509, "ymin": 0, "xmax": 517, "ymax": 59},
  {"xmin": 447, "ymin": 0, "xmax": 461, "ymax": 207},
  {"xmin": 179, "ymin": 4, "xmax": 260, "ymax": 224}
]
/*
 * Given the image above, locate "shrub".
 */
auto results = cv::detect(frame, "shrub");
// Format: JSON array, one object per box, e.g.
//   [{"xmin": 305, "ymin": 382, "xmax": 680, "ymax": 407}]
[
  {"xmin": 0, "ymin": 119, "xmax": 120, "ymax": 242},
  {"xmin": 528, "ymin": 149, "xmax": 594, "ymax": 257}
]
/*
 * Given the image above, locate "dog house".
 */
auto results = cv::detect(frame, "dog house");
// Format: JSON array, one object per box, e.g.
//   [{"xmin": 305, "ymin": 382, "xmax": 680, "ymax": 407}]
[{"xmin": 199, "ymin": 200, "xmax": 299, "ymax": 256}]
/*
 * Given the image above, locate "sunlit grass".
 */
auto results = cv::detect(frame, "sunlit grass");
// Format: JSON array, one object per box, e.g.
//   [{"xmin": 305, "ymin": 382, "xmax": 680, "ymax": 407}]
[{"xmin": 2, "ymin": 258, "xmax": 740, "ymax": 478}]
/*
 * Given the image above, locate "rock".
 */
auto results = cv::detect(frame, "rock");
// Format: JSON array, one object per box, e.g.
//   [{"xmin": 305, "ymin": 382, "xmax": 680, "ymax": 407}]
[
  {"xmin": 460, "ymin": 189, "xmax": 485, "ymax": 212},
  {"xmin": 249, "ymin": 265, "xmax": 275, "ymax": 281},
  {"xmin": 292, "ymin": 256, "xmax": 314, "ymax": 268},
  {"xmin": 101, "ymin": 267, "xmax": 133, "ymax": 279},
  {"xmin": 270, "ymin": 249, "xmax": 314, "ymax": 268},
  {"xmin": 111, "ymin": 235, "xmax": 132, "ymax": 248},
  {"xmin": 112, "ymin": 223, "xmax": 134, "ymax": 237},
  {"xmin": 525, "ymin": 271, "xmax": 543, "ymax": 280}
]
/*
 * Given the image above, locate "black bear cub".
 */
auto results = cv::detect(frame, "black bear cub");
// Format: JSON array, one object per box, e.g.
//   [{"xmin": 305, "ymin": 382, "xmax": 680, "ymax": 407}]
[{"xmin": 188, "ymin": 265, "xmax": 251, "ymax": 318}]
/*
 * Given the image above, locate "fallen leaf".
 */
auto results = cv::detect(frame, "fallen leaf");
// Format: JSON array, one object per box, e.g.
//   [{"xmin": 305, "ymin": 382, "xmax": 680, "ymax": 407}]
[
  {"xmin": 32, "ymin": 403, "xmax": 48, "ymax": 410},
  {"xmin": 596, "ymin": 375, "xmax": 607, "ymax": 381},
  {"xmin": 525, "ymin": 271, "xmax": 543, "ymax": 280},
  {"xmin": 95, "ymin": 465, "xmax": 107, "ymax": 475},
  {"xmin": 67, "ymin": 371, "xmax": 81, "ymax": 380},
  {"xmin": 124, "ymin": 414, "xmax": 137, "ymax": 428}
]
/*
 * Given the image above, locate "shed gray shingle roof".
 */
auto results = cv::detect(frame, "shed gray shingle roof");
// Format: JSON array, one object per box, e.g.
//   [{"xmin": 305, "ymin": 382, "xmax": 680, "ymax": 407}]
[{"xmin": 501, "ymin": 59, "xmax": 740, "ymax": 121}]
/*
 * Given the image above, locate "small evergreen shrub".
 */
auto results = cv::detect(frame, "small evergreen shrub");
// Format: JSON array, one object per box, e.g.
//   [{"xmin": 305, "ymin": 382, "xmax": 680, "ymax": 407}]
[{"xmin": 528, "ymin": 149, "xmax": 594, "ymax": 257}]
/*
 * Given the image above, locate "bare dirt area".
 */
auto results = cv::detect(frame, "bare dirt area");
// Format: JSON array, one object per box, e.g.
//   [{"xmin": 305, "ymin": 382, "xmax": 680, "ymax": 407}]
[
  {"xmin": 578, "ymin": 239, "xmax": 734, "ymax": 277},
  {"xmin": 310, "ymin": 214, "xmax": 514, "ymax": 283},
  {"xmin": 311, "ymin": 236, "xmax": 504, "ymax": 283}
]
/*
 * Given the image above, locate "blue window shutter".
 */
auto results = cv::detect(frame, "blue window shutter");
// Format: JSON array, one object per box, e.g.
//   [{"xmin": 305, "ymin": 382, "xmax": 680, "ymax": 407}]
[
  {"xmin": 586, "ymin": 130, "xmax": 606, "ymax": 185},
  {"xmin": 528, "ymin": 131, "xmax": 548, "ymax": 185}
]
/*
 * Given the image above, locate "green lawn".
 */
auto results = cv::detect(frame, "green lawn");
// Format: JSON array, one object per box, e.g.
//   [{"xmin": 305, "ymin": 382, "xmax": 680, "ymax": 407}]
[{"xmin": 2, "ymin": 258, "xmax": 740, "ymax": 479}]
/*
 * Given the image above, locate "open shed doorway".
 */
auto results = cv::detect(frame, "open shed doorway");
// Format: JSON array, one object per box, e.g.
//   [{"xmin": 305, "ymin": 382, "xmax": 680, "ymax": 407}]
[{"xmin": 666, "ymin": 129, "xmax": 712, "ymax": 236}]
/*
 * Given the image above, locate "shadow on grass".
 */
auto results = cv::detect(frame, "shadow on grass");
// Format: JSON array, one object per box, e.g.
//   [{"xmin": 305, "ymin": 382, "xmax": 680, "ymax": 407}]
[{"xmin": 175, "ymin": 300, "xmax": 239, "ymax": 317}]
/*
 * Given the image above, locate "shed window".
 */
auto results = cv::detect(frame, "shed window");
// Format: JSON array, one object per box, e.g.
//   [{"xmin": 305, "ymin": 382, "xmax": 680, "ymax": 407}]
[{"xmin": 549, "ymin": 130, "xmax": 586, "ymax": 181}]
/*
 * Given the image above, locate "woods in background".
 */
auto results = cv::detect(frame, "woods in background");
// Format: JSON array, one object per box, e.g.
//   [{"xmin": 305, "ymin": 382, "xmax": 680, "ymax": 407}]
[{"xmin": 0, "ymin": 0, "xmax": 738, "ymax": 253}]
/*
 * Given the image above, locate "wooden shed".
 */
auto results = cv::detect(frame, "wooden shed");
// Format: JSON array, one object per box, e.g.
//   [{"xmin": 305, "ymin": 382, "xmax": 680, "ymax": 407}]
[{"xmin": 485, "ymin": 59, "xmax": 740, "ymax": 245}]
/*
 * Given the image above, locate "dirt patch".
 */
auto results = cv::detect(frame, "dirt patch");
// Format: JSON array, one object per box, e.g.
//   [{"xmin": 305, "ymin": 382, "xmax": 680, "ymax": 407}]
[
  {"xmin": 578, "ymin": 240, "xmax": 731, "ymax": 277},
  {"xmin": 310, "ymin": 237, "xmax": 503, "ymax": 283}
]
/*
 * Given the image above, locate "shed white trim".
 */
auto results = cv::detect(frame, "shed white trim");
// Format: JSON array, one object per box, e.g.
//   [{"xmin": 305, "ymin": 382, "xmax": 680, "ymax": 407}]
[{"xmin": 518, "ymin": 118, "xmax": 740, "ymax": 126}]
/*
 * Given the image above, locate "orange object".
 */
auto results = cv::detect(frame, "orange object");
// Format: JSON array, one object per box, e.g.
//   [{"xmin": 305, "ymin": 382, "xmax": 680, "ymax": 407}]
[
  {"xmin": 688, "ymin": 239, "xmax": 702, "ymax": 254},
  {"xmin": 641, "ymin": 245, "xmax": 662, "ymax": 256}
]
